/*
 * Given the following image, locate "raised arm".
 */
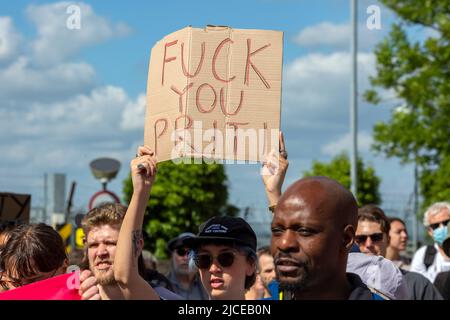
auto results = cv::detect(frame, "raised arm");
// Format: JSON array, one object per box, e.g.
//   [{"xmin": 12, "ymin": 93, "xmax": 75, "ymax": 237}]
[
  {"xmin": 261, "ymin": 131, "xmax": 289, "ymax": 209},
  {"xmin": 114, "ymin": 145, "xmax": 159, "ymax": 299}
]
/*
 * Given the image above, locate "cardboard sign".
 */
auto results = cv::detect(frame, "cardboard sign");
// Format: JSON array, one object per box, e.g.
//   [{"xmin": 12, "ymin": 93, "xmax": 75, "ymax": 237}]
[
  {"xmin": 144, "ymin": 26, "xmax": 283, "ymax": 162},
  {"xmin": 0, "ymin": 192, "xmax": 31, "ymax": 224}
]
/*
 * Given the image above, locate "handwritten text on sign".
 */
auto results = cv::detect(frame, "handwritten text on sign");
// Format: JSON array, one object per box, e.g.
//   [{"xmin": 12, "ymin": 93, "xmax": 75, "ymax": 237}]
[{"xmin": 144, "ymin": 26, "xmax": 283, "ymax": 163}]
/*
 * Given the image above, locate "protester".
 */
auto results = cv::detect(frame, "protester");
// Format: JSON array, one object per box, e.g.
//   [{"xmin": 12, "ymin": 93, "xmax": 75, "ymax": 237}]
[
  {"xmin": 0, "ymin": 223, "xmax": 101, "ymax": 299},
  {"xmin": 141, "ymin": 249, "xmax": 174, "ymax": 291},
  {"xmin": 410, "ymin": 202, "xmax": 450, "ymax": 282},
  {"xmin": 271, "ymin": 175, "xmax": 390, "ymax": 299},
  {"xmin": 110, "ymin": 148, "xmax": 163, "ymax": 300},
  {"xmin": 356, "ymin": 205, "xmax": 442, "ymax": 300},
  {"xmin": 79, "ymin": 197, "xmax": 173, "ymax": 299},
  {"xmin": 244, "ymin": 246, "xmax": 277, "ymax": 300},
  {"xmin": 244, "ymin": 273, "xmax": 265, "ymax": 300},
  {"xmin": 166, "ymin": 232, "xmax": 207, "ymax": 299},
  {"xmin": 386, "ymin": 217, "xmax": 411, "ymax": 270},
  {"xmin": 355, "ymin": 205, "xmax": 391, "ymax": 257},
  {"xmin": 183, "ymin": 215, "xmax": 258, "ymax": 300},
  {"xmin": 0, "ymin": 223, "xmax": 68, "ymax": 292},
  {"xmin": 142, "ymin": 250, "xmax": 158, "ymax": 270},
  {"xmin": 80, "ymin": 203, "xmax": 136, "ymax": 299},
  {"xmin": 256, "ymin": 246, "xmax": 276, "ymax": 298},
  {"xmin": 261, "ymin": 133, "xmax": 405, "ymax": 299}
]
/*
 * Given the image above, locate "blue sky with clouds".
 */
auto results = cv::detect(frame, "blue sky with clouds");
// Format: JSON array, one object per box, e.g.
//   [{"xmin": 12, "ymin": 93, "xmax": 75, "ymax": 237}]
[{"xmin": 1, "ymin": 0, "xmax": 425, "ymax": 226}]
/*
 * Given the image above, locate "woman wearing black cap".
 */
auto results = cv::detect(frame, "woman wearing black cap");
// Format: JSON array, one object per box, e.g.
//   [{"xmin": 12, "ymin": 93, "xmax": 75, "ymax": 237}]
[{"xmin": 183, "ymin": 216, "xmax": 258, "ymax": 300}]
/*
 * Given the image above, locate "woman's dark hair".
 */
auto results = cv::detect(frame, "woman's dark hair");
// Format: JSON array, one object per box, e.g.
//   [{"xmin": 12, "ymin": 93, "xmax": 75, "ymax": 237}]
[
  {"xmin": 0, "ymin": 223, "xmax": 67, "ymax": 279},
  {"xmin": 388, "ymin": 217, "xmax": 406, "ymax": 227}
]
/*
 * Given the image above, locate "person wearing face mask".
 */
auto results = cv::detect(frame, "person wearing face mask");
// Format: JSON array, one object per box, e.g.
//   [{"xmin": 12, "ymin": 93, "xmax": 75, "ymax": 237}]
[{"xmin": 410, "ymin": 202, "xmax": 450, "ymax": 283}]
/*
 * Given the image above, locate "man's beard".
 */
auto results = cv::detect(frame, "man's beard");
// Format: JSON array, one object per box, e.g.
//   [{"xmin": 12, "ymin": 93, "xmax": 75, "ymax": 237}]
[
  {"xmin": 91, "ymin": 266, "xmax": 117, "ymax": 286},
  {"xmin": 274, "ymin": 254, "xmax": 310, "ymax": 293},
  {"xmin": 278, "ymin": 276, "xmax": 309, "ymax": 292}
]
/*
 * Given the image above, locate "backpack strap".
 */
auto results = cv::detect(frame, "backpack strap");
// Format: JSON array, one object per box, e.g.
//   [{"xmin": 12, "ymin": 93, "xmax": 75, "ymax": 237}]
[
  {"xmin": 368, "ymin": 287, "xmax": 389, "ymax": 300},
  {"xmin": 424, "ymin": 245, "xmax": 437, "ymax": 270}
]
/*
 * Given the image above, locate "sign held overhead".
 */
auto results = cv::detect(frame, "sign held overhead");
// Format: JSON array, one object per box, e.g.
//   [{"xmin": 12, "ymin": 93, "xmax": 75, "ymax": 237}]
[{"xmin": 144, "ymin": 25, "xmax": 283, "ymax": 163}]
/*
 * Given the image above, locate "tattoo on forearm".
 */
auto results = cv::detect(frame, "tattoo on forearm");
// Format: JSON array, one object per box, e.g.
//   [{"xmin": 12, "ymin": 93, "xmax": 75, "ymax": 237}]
[{"xmin": 132, "ymin": 230, "xmax": 143, "ymax": 258}]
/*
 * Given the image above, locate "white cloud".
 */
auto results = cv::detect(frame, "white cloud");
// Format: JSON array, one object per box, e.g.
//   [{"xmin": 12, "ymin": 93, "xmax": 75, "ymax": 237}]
[
  {"xmin": 321, "ymin": 131, "xmax": 374, "ymax": 156},
  {"xmin": 282, "ymin": 51, "xmax": 376, "ymax": 131},
  {"xmin": 0, "ymin": 3, "xmax": 138, "ymax": 209},
  {"xmin": 27, "ymin": 2, "xmax": 131, "ymax": 65},
  {"xmin": 0, "ymin": 85, "xmax": 144, "ymax": 187},
  {"xmin": 0, "ymin": 2, "xmax": 135, "ymax": 103},
  {"xmin": 15, "ymin": 85, "xmax": 129, "ymax": 137},
  {"xmin": 0, "ymin": 17, "xmax": 22, "ymax": 62},
  {"xmin": 294, "ymin": 22, "xmax": 350, "ymax": 48},
  {"xmin": 120, "ymin": 94, "xmax": 147, "ymax": 131},
  {"xmin": 293, "ymin": 21, "xmax": 383, "ymax": 51},
  {"xmin": 0, "ymin": 57, "xmax": 96, "ymax": 102}
]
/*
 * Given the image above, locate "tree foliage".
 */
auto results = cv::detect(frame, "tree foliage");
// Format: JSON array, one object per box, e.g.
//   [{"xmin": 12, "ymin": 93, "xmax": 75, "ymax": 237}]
[
  {"xmin": 303, "ymin": 153, "xmax": 381, "ymax": 206},
  {"xmin": 123, "ymin": 162, "xmax": 238, "ymax": 258},
  {"xmin": 364, "ymin": 0, "xmax": 450, "ymax": 208}
]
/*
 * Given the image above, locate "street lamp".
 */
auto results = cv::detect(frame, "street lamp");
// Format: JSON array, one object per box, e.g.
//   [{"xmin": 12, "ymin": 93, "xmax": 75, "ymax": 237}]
[{"xmin": 88, "ymin": 158, "xmax": 121, "ymax": 210}]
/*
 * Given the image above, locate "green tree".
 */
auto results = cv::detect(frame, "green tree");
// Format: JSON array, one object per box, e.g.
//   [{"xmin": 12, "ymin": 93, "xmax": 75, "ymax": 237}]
[
  {"xmin": 303, "ymin": 153, "xmax": 381, "ymax": 206},
  {"xmin": 364, "ymin": 0, "xmax": 450, "ymax": 208},
  {"xmin": 123, "ymin": 162, "xmax": 238, "ymax": 259}
]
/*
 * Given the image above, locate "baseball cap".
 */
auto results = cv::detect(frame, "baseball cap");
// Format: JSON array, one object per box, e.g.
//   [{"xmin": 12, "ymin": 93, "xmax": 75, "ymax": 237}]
[
  {"xmin": 167, "ymin": 232, "xmax": 196, "ymax": 251},
  {"xmin": 182, "ymin": 216, "xmax": 257, "ymax": 251}
]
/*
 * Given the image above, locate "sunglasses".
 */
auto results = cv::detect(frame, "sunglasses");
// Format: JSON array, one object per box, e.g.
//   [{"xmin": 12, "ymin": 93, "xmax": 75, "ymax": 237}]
[
  {"xmin": 429, "ymin": 219, "xmax": 450, "ymax": 231},
  {"xmin": 175, "ymin": 247, "xmax": 190, "ymax": 257},
  {"xmin": 355, "ymin": 233, "xmax": 384, "ymax": 244},
  {"xmin": 194, "ymin": 251, "xmax": 237, "ymax": 270}
]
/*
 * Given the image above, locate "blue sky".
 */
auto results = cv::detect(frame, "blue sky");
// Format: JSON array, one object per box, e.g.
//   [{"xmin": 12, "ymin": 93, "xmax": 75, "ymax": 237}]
[{"xmin": 1, "ymin": 0, "xmax": 428, "ymax": 229}]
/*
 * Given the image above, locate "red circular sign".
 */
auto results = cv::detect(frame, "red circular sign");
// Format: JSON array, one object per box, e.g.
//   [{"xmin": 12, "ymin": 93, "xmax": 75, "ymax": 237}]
[{"xmin": 88, "ymin": 190, "xmax": 121, "ymax": 210}]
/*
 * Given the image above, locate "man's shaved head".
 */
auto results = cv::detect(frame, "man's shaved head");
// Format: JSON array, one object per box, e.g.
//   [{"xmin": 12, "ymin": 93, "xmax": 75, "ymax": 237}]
[
  {"xmin": 271, "ymin": 176, "xmax": 358, "ymax": 299},
  {"xmin": 279, "ymin": 176, "xmax": 358, "ymax": 227}
]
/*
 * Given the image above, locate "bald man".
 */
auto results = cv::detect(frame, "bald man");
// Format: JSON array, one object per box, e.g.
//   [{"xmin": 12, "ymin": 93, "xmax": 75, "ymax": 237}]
[
  {"xmin": 271, "ymin": 176, "xmax": 381, "ymax": 299},
  {"xmin": 260, "ymin": 136, "xmax": 394, "ymax": 299}
]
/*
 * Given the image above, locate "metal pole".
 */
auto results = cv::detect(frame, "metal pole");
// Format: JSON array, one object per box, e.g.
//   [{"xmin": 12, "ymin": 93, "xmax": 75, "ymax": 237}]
[
  {"xmin": 350, "ymin": 0, "xmax": 358, "ymax": 198},
  {"xmin": 66, "ymin": 181, "xmax": 77, "ymax": 251},
  {"xmin": 43, "ymin": 173, "xmax": 48, "ymax": 224},
  {"xmin": 412, "ymin": 162, "xmax": 419, "ymax": 252}
]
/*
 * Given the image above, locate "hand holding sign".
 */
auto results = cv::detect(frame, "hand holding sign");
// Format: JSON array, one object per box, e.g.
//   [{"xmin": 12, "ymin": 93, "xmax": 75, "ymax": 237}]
[
  {"xmin": 132, "ymin": 146, "xmax": 158, "ymax": 195},
  {"xmin": 261, "ymin": 131, "xmax": 289, "ymax": 207}
]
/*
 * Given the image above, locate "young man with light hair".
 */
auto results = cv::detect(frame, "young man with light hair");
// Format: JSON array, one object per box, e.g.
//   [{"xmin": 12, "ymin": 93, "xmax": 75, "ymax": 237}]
[
  {"xmin": 79, "ymin": 203, "xmax": 175, "ymax": 299},
  {"xmin": 410, "ymin": 202, "xmax": 450, "ymax": 283}
]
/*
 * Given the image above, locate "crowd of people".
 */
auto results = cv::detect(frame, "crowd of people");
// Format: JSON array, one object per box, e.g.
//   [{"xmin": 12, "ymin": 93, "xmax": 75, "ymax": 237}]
[{"xmin": 1, "ymin": 134, "xmax": 450, "ymax": 300}]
